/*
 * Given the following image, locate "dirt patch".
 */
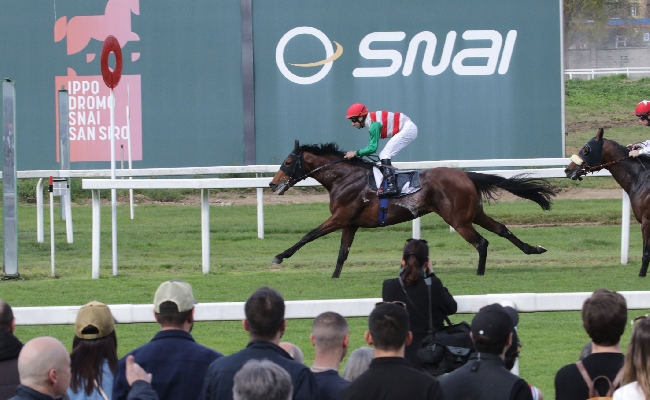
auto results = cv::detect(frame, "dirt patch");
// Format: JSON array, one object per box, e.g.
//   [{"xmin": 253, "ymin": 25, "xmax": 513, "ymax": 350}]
[{"xmin": 565, "ymin": 118, "xmax": 635, "ymax": 134}]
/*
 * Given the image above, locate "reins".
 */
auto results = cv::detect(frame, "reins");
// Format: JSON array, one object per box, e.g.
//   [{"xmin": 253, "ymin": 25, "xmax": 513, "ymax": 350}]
[
  {"xmin": 583, "ymin": 156, "xmax": 630, "ymax": 173},
  {"xmin": 287, "ymin": 157, "xmax": 350, "ymax": 186}
]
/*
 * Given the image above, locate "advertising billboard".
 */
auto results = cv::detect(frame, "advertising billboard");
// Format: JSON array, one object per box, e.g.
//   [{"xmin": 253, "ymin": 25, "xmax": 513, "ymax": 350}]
[
  {"xmin": 0, "ymin": 0, "xmax": 562, "ymax": 169},
  {"xmin": 254, "ymin": 0, "xmax": 563, "ymax": 163}
]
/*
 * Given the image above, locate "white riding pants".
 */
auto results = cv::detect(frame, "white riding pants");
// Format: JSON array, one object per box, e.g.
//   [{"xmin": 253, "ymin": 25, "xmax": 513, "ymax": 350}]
[{"xmin": 378, "ymin": 119, "xmax": 418, "ymax": 160}]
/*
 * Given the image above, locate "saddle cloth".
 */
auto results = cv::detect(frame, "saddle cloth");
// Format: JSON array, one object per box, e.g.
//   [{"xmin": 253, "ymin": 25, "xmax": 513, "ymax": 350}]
[{"xmin": 368, "ymin": 167, "xmax": 421, "ymax": 197}]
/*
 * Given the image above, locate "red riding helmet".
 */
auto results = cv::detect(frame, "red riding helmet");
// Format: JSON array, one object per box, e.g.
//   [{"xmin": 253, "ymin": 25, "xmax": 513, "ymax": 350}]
[
  {"xmin": 346, "ymin": 103, "xmax": 368, "ymax": 119},
  {"xmin": 635, "ymin": 100, "xmax": 650, "ymax": 116}
]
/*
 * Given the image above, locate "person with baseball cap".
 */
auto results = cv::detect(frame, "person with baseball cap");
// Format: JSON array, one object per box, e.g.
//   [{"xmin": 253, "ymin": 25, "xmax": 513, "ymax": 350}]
[
  {"xmin": 112, "ymin": 279, "xmax": 223, "ymax": 400},
  {"xmin": 628, "ymin": 100, "xmax": 650, "ymax": 158},
  {"xmin": 439, "ymin": 303, "xmax": 534, "ymax": 400},
  {"xmin": 67, "ymin": 301, "xmax": 117, "ymax": 400},
  {"xmin": 343, "ymin": 103, "xmax": 418, "ymax": 197}
]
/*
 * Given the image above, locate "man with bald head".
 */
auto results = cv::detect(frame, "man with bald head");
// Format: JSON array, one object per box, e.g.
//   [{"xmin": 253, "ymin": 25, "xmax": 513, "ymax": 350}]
[
  {"xmin": 10, "ymin": 336, "xmax": 71, "ymax": 400},
  {"xmin": 0, "ymin": 300, "xmax": 22, "ymax": 400}
]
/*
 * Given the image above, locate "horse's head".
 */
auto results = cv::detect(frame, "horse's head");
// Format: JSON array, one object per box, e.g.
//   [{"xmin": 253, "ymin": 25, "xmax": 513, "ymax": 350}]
[
  {"xmin": 270, "ymin": 140, "xmax": 307, "ymax": 195},
  {"xmin": 565, "ymin": 128, "xmax": 605, "ymax": 180}
]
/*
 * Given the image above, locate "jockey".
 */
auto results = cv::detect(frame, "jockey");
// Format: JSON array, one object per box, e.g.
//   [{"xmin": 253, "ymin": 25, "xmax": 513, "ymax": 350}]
[
  {"xmin": 343, "ymin": 103, "xmax": 418, "ymax": 197},
  {"xmin": 629, "ymin": 100, "xmax": 650, "ymax": 158}
]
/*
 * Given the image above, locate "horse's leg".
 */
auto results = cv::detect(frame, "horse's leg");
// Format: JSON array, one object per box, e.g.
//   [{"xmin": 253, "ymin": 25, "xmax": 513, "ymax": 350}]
[
  {"xmin": 272, "ymin": 217, "xmax": 344, "ymax": 264},
  {"xmin": 473, "ymin": 206, "xmax": 547, "ymax": 255},
  {"xmin": 640, "ymin": 220, "xmax": 650, "ymax": 277},
  {"xmin": 452, "ymin": 224, "xmax": 490, "ymax": 276},
  {"xmin": 332, "ymin": 227, "xmax": 359, "ymax": 278}
]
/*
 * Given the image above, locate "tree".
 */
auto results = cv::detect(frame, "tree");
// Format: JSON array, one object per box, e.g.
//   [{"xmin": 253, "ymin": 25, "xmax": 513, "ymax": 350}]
[{"xmin": 564, "ymin": 0, "xmax": 608, "ymax": 51}]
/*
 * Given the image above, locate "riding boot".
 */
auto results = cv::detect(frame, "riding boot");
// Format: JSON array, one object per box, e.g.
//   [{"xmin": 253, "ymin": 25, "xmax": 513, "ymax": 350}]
[{"xmin": 378, "ymin": 159, "xmax": 398, "ymax": 197}]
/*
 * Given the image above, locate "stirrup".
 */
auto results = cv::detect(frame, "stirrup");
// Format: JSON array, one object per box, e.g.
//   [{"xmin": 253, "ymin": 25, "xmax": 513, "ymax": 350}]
[{"xmin": 378, "ymin": 179, "xmax": 397, "ymax": 197}]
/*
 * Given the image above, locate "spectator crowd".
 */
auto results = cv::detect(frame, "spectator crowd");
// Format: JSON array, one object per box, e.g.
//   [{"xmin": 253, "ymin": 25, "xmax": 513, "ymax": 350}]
[{"xmin": 0, "ymin": 240, "xmax": 645, "ymax": 400}]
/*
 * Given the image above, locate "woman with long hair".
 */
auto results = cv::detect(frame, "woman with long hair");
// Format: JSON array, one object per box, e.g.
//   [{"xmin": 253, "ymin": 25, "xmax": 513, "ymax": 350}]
[
  {"xmin": 381, "ymin": 238, "xmax": 457, "ymax": 370},
  {"xmin": 614, "ymin": 317, "xmax": 650, "ymax": 400},
  {"xmin": 68, "ymin": 301, "xmax": 118, "ymax": 400}
]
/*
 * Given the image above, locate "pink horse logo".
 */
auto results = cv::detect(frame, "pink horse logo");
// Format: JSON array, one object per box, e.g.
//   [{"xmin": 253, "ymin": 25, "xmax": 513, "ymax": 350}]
[{"xmin": 54, "ymin": 0, "xmax": 140, "ymax": 61}]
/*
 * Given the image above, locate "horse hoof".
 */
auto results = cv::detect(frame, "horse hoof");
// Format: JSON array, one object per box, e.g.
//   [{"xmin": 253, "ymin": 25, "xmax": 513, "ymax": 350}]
[
  {"xmin": 536, "ymin": 245, "xmax": 547, "ymax": 254},
  {"xmin": 271, "ymin": 257, "xmax": 283, "ymax": 264}
]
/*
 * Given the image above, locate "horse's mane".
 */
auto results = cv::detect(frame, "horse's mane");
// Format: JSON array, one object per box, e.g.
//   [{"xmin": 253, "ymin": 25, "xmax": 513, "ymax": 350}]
[
  {"xmin": 605, "ymin": 137, "xmax": 650, "ymax": 170},
  {"xmin": 606, "ymin": 138, "xmax": 628, "ymax": 154},
  {"xmin": 299, "ymin": 143, "xmax": 375, "ymax": 169}
]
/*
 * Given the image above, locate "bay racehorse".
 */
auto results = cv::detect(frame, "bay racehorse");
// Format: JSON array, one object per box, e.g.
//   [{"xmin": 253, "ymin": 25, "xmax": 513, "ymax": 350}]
[
  {"xmin": 565, "ymin": 128, "xmax": 650, "ymax": 277},
  {"xmin": 269, "ymin": 141, "xmax": 558, "ymax": 277}
]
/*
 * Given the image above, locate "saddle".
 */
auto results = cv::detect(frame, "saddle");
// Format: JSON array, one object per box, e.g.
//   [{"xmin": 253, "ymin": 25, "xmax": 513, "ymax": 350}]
[{"xmin": 367, "ymin": 167, "xmax": 422, "ymax": 198}]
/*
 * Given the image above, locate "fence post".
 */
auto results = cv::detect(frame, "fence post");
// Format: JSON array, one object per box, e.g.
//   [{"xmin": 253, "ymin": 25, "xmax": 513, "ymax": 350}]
[
  {"xmin": 2, "ymin": 79, "xmax": 18, "ymax": 278},
  {"xmin": 621, "ymin": 190, "xmax": 630, "ymax": 265}
]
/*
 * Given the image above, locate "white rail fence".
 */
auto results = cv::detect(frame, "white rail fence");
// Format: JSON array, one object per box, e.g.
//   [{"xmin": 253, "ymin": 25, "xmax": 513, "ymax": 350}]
[
  {"xmin": 0, "ymin": 157, "xmax": 631, "ymax": 278},
  {"xmin": 565, "ymin": 67, "xmax": 650, "ymax": 80},
  {"xmin": 12, "ymin": 291, "xmax": 650, "ymax": 326},
  {"xmin": 79, "ymin": 159, "xmax": 629, "ymax": 278}
]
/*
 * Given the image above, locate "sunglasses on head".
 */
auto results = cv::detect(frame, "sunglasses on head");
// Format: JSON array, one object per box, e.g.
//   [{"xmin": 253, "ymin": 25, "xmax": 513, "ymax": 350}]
[
  {"xmin": 375, "ymin": 301, "xmax": 407, "ymax": 309},
  {"xmin": 639, "ymin": 115, "xmax": 649, "ymax": 121},
  {"xmin": 349, "ymin": 116, "xmax": 361, "ymax": 123},
  {"xmin": 632, "ymin": 313, "xmax": 650, "ymax": 326}
]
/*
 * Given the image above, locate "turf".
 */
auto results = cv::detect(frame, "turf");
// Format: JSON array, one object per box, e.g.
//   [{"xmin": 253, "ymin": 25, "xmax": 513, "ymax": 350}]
[
  {"xmin": 3, "ymin": 75, "xmax": 650, "ymax": 398},
  {"xmin": 1, "ymin": 197, "xmax": 648, "ymax": 398}
]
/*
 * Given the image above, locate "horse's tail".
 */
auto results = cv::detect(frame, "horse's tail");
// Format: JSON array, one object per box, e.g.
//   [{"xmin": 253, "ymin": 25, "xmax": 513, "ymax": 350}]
[{"xmin": 465, "ymin": 172, "xmax": 559, "ymax": 211}]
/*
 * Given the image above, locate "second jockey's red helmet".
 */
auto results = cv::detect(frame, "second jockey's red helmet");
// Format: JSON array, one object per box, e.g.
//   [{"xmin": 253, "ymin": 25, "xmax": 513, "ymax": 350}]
[
  {"xmin": 346, "ymin": 103, "xmax": 368, "ymax": 119},
  {"xmin": 635, "ymin": 100, "xmax": 650, "ymax": 116}
]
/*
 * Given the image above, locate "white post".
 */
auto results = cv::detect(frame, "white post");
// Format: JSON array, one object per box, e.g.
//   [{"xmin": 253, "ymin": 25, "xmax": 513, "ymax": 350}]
[
  {"xmin": 110, "ymin": 90, "xmax": 118, "ymax": 275},
  {"xmin": 50, "ymin": 190, "xmax": 55, "ymax": 277},
  {"xmin": 65, "ymin": 190, "xmax": 73, "ymax": 243},
  {"xmin": 622, "ymin": 190, "xmax": 631, "ymax": 265},
  {"xmin": 201, "ymin": 189, "xmax": 210, "ymax": 274},
  {"xmin": 92, "ymin": 190, "xmax": 101, "ymax": 279},
  {"xmin": 127, "ymin": 85, "xmax": 134, "ymax": 220},
  {"xmin": 36, "ymin": 178, "xmax": 44, "ymax": 242},
  {"xmin": 257, "ymin": 188, "xmax": 264, "ymax": 239},
  {"xmin": 412, "ymin": 217, "xmax": 421, "ymax": 239}
]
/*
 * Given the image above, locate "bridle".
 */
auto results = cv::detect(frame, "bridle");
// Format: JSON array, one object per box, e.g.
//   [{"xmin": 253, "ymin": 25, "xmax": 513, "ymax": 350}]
[
  {"xmin": 570, "ymin": 138, "xmax": 630, "ymax": 179},
  {"xmin": 575, "ymin": 156, "xmax": 630, "ymax": 174},
  {"xmin": 280, "ymin": 150, "xmax": 349, "ymax": 187}
]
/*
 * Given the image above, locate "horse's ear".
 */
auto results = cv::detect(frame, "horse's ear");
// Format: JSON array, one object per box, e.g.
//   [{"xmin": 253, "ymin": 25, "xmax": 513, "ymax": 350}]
[
  {"xmin": 294, "ymin": 140, "xmax": 300, "ymax": 151},
  {"xmin": 596, "ymin": 128, "xmax": 604, "ymax": 141}
]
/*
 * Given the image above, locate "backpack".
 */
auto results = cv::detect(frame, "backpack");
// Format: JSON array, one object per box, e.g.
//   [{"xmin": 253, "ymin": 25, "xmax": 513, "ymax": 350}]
[
  {"xmin": 575, "ymin": 360, "xmax": 624, "ymax": 400},
  {"xmin": 398, "ymin": 276, "xmax": 474, "ymax": 376}
]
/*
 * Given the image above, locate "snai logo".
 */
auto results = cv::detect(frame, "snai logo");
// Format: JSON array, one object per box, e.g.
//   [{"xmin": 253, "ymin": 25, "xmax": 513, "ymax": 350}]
[
  {"xmin": 53, "ymin": 0, "xmax": 143, "ymax": 163},
  {"xmin": 276, "ymin": 27, "xmax": 517, "ymax": 84},
  {"xmin": 276, "ymin": 27, "xmax": 344, "ymax": 85}
]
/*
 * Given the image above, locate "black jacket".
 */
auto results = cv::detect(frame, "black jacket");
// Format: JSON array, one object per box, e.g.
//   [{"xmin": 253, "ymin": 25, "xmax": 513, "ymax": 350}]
[
  {"xmin": 0, "ymin": 331, "xmax": 22, "ymax": 400},
  {"xmin": 340, "ymin": 357, "xmax": 444, "ymax": 400},
  {"xmin": 382, "ymin": 272, "xmax": 457, "ymax": 369},
  {"xmin": 554, "ymin": 352, "xmax": 624, "ymax": 400},
  {"xmin": 439, "ymin": 353, "xmax": 533, "ymax": 400},
  {"xmin": 8, "ymin": 385, "xmax": 56, "ymax": 400}
]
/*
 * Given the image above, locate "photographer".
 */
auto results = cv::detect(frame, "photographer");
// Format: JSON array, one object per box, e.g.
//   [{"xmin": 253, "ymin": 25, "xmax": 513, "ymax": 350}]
[{"xmin": 381, "ymin": 238, "xmax": 457, "ymax": 370}]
